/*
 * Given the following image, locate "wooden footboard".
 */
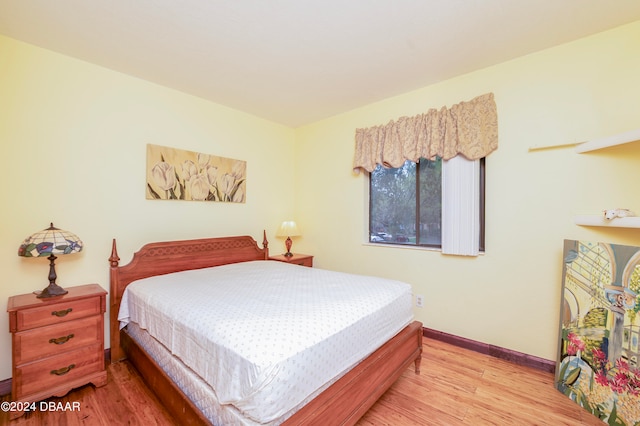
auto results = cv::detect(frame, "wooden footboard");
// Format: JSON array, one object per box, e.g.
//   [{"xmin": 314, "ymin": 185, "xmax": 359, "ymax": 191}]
[
  {"xmin": 121, "ymin": 321, "xmax": 422, "ymax": 426},
  {"xmin": 283, "ymin": 320, "xmax": 423, "ymax": 426}
]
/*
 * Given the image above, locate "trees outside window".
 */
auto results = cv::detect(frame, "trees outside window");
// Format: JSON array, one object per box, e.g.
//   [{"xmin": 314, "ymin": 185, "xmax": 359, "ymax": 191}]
[{"xmin": 369, "ymin": 157, "xmax": 484, "ymax": 251}]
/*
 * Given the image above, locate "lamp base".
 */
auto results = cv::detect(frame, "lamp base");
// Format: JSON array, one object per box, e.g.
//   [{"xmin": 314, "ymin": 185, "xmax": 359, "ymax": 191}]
[
  {"xmin": 284, "ymin": 237, "xmax": 293, "ymax": 257},
  {"xmin": 36, "ymin": 253, "xmax": 68, "ymax": 298},
  {"xmin": 37, "ymin": 283, "xmax": 68, "ymax": 298}
]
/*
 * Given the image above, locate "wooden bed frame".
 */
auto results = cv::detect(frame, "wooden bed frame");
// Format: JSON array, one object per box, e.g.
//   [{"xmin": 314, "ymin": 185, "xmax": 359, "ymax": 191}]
[{"xmin": 109, "ymin": 232, "xmax": 423, "ymax": 425}]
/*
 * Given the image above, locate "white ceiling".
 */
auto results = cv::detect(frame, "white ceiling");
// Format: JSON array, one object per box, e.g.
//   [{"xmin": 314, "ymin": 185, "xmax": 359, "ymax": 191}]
[{"xmin": 2, "ymin": 1, "xmax": 640, "ymax": 127}]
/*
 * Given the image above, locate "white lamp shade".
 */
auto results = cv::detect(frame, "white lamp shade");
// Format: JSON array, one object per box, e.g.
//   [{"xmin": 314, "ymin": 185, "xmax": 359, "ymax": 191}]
[{"xmin": 276, "ymin": 221, "xmax": 301, "ymax": 237}]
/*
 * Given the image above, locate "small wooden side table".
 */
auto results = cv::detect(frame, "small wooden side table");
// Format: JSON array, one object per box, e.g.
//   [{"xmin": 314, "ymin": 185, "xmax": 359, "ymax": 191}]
[
  {"xmin": 269, "ymin": 253, "xmax": 314, "ymax": 267},
  {"xmin": 7, "ymin": 284, "xmax": 107, "ymax": 419}
]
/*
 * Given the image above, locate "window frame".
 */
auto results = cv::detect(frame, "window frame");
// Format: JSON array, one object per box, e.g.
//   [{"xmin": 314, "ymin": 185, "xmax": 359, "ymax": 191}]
[{"xmin": 368, "ymin": 157, "xmax": 485, "ymax": 252}]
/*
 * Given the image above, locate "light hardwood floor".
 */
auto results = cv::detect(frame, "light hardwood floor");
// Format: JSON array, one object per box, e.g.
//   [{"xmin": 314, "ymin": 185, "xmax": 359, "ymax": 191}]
[{"xmin": 1, "ymin": 338, "xmax": 603, "ymax": 425}]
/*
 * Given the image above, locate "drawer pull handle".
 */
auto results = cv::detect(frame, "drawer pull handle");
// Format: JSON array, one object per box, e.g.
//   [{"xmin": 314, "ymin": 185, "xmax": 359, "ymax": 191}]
[
  {"xmin": 49, "ymin": 334, "xmax": 75, "ymax": 345},
  {"xmin": 50, "ymin": 364, "xmax": 75, "ymax": 376},
  {"xmin": 51, "ymin": 308, "xmax": 73, "ymax": 317}
]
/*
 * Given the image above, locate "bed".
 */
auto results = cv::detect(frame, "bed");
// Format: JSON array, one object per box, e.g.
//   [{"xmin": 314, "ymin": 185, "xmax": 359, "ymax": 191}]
[{"xmin": 109, "ymin": 233, "xmax": 423, "ymax": 425}]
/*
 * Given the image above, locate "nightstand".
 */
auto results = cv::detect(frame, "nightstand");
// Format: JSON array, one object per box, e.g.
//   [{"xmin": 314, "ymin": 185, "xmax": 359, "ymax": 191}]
[
  {"xmin": 269, "ymin": 253, "xmax": 314, "ymax": 267},
  {"xmin": 7, "ymin": 284, "xmax": 107, "ymax": 419}
]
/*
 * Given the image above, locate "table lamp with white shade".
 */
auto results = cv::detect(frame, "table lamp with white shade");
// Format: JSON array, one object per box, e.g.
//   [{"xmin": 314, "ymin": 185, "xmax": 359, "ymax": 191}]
[{"xmin": 276, "ymin": 221, "xmax": 300, "ymax": 257}]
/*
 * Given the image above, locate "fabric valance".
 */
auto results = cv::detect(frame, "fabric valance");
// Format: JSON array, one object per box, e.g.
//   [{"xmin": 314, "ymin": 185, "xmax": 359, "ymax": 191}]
[{"xmin": 353, "ymin": 93, "xmax": 498, "ymax": 173}]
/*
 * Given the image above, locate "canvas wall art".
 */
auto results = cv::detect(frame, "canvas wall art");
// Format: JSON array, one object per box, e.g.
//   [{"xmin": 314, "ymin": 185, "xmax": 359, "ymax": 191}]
[
  {"xmin": 557, "ymin": 240, "xmax": 640, "ymax": 425},
  {"xmin": 146, "ymin": 144, "xmax": 246, "ymax": 203}
]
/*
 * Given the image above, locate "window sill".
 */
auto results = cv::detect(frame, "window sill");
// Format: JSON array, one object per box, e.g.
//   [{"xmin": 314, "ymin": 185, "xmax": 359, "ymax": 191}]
[
  {"xmin": 362, "ymin": 241, "xmax": 441, "ymax": 252},
  {"xmin": 362, "ymin": 242, "xmax": 485, "ymax": 255}
]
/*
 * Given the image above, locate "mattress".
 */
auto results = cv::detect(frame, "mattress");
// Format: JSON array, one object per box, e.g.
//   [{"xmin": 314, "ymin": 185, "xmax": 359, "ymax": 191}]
[
  {"xmin": 126, "ymin": 321, "xmax": 277, "ymax": 425},
  {"xmin": 118, "ymin": 260, "xmax": 413, "ymax": 424}
]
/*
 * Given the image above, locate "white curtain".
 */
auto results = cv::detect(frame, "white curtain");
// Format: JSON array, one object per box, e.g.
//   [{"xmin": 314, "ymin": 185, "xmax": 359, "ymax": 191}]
[{"xmin": 442, "ymin": 155, "xmax": 480, "ymax": 256}]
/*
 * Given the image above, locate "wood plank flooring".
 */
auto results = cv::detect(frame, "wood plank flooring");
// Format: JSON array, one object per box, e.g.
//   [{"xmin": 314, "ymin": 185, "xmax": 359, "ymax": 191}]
[
  {"xmin": 1, "ymin": 338, "xmax": 603, "ymax": 425},
  {"xmin": 357, "ymin": 338, "xmax": 602, "ymax": 426}
]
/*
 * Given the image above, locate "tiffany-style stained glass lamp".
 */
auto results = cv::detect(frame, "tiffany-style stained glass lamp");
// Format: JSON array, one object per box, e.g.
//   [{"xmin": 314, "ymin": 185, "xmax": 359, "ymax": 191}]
[{"xmin": 18, "ymin": 223, "xmax": 83, "ymax": 298}]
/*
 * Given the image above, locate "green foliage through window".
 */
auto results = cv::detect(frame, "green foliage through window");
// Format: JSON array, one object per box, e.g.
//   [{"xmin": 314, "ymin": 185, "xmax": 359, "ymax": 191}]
[
  {"xmin": 369, "ymin": 157, "xmax": 485, "ymax": 249},
  {"xmin": 369, "ymin": 158, "xmax": 442, "ymax": 247}
]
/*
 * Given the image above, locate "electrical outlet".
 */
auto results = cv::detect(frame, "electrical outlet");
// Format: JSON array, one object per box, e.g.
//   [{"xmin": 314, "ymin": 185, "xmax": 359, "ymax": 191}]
[{"xmin": 415, "ymin": 294, "xmax": 424, "ymax": 308}]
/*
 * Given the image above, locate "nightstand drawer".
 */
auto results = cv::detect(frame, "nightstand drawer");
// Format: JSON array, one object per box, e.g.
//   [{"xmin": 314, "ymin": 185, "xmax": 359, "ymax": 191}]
[
  {"xmin": 290, "ymin": 257, "xmax": 313, "ymax": 267},
  {"xmin": 14, "ymin": 343, "xmax": 103, "ymax": 397},
  {"xmin": 15, "ymin": 296, "xmax": 102, "ymax": 331},
  {"xmin": 13, "ymin": 315, "xmax": 102, "ymax": 364},
  {"xmin": 269, "ymin": 253, "xmax": 314, "ymax": 267}
]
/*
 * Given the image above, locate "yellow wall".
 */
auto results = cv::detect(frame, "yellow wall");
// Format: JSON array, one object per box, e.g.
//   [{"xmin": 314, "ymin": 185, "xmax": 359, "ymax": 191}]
[
  {"xmin": 0, "ymin": 35, "xmax": 295, "ymax": 380},
  {"xmin": 1, "ymin": 21, "xmax": 640, "ymax": 382},
  {"xmin": 294, "ymin": 21, "xmax": 640, "ymax": 361}
]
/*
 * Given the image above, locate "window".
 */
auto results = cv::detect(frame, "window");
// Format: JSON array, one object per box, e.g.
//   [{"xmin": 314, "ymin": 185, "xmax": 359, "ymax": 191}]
[{"xmin": 369, "ymin": 156, "xmax": 485, "ymax": 253}]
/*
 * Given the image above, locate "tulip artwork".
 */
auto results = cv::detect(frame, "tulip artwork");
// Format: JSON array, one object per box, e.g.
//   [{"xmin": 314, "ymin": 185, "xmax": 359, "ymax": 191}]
[{"xmin": 146, "ymin": 144, "xmax": 246, "ymax": 202}]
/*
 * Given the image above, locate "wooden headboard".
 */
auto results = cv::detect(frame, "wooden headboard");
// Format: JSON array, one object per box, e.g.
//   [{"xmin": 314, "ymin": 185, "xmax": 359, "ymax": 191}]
[{"xmin": 109, "ymin": 232, "xmax": 269, "ymax": 361}]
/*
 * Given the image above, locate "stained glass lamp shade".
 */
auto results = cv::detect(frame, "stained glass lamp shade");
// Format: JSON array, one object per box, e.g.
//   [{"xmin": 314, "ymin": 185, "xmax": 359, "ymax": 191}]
[
  {"xmin": 18, "ymin": 223, "xmax": 83, "ymax": 298},
  {"xmin": 276, "ymin": 221, "xmax": 301, "ymax": 257}
]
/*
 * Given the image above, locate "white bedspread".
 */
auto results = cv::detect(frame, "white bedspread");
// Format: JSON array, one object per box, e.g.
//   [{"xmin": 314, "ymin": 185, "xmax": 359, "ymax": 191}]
[{"xmin": 118, "ymin": 260, "xmax": 412, "ymax": 423}]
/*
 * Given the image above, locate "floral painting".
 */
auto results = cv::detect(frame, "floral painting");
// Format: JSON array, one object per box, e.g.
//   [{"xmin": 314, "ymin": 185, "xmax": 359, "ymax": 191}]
[
  {"xmin": 146, "ymin": 144, "xmax": 246, "ymax": 203},
  {"xmin": 557, "ymin": 240, "xmax": 640, "ymax": 425}
]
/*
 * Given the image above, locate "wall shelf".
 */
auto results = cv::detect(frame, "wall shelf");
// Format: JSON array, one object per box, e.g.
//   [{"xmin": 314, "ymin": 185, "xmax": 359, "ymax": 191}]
[
  {"xmin": 575, "ymin": 128, "xmax": 640, "ymax": 153},
  {"xmin": 572, "ymin": 128, "xmax": 639, "ymax": 229},
  {"xmin": 574, "ymin": 215, "xmax": 640, "ymax": 228}
]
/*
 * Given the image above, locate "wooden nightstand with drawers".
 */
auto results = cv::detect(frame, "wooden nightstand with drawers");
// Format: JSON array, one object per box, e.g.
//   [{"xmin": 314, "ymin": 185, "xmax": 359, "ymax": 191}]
[
  {"xmin": 269, "ymin": 253, "xmax": 314, "ymax": 267},
  {"xmin": 7, "ymin": 284, "xmax": 107, "ymax": 419}
]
